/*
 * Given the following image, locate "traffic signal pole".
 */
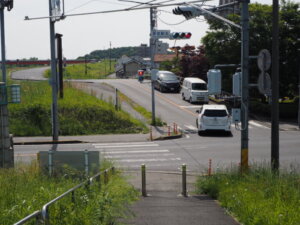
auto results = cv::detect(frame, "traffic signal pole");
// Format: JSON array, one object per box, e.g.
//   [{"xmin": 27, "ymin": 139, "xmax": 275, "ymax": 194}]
[
  {"xmin": 49, "ymin": 0, "xmax": 59, "ymax": 141},
  {"xmin": 240, "ymin": 0, "xmax": 250, "ymax": 172}
]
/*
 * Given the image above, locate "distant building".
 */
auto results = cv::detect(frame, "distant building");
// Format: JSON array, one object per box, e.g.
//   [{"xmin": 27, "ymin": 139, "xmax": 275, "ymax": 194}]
[
  {"xmin": 155, "ymin": 41, "xmax": 169, "ymax": 55},
  {"xmin": 137, "ymin": 44, "xmax": 150, "ymax": 57},
  {"xmin": 115, "ymin": 55, "xmax": 149, "ymax": 78},
  {"xmin": 218, "ymin": 0, "xmax": 239, "ymax": 17}
]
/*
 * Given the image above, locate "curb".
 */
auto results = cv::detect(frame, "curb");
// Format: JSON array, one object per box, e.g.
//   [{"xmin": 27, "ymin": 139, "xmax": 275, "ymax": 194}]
[
  {"xmin": 14, "ymin": 140, "xmax": 85, "ymax": 145},
  {"xmin": 152, "ymin": 133, "xmax": 183, "ymax": 141}
]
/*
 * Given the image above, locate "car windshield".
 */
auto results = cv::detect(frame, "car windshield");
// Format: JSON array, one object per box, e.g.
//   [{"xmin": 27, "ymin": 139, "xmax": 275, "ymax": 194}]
[
  {"xmin": 204, "ymin": 109, "xmax": 227, "ymax": 117},
  {"xmin": 192, "ymin": 83, "xmax": 207, "ymax": 90},
  {"xmin": 160, "ymin": 73, "xmax": 178, "ymax": 81}
]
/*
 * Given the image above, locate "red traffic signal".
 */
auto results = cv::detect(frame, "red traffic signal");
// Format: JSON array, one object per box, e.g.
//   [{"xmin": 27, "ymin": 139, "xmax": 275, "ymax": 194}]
[
  {"xmin": 138, "ymin": 70, "xmax": 144, "ymax": 76},
  {"xmin": 170, "ymin": 32, "xmax": 192, "ymax": 40}
]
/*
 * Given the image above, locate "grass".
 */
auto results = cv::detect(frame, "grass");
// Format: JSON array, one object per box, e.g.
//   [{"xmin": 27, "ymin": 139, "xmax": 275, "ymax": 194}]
[
  {"xmin": 196, "ymin": 165, "xmax": 300, "ymax": 225},
  {"xmin": 0, "ymin": 162, "xmax": 139, "ymax": 224},
  {"xmin": 44, "ymin": 60, "xmax": 115, "ymax": 79},
  {"xmin": 118, "ymin": 91, "xmax": 166, "ymax": 126},
  {"xmin": 8, "ymin": 80, "xmax": 148, "ymax": 136}
]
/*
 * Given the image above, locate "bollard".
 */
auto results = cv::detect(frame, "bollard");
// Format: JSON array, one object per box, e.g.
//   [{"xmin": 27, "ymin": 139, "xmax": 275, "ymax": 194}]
[
  {"xmin": 168, "ymin": 126, "xmax": 171, "ymax": 136},
  {"xmin": 48, "ymin": 150, "xmax": 53, "ymax": 177},
  {"xmin": 84, "ymin": 150, "xmax": 89, "ymax": 177},
  {"xmin": 141, "ymin": 164, "xmax": 147, "ymax": 197},
  {"xmin": 208, "ymin": 159, "xmax": 212, "ymax": 176},
  {"xmin": 150, "ymin": 126, "xmax": 152, "ymax": 141},
  {"xmin": 181, "ymin": 164, "xmax": 187, "ymax": 197}
]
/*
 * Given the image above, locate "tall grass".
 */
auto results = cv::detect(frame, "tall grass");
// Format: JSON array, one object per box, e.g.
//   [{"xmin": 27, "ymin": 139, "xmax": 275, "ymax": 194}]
[
  {"xmin": 44, "ymin": 60, "xmax": 115, "ymax": 79},
  {"xmin": 196, "ymin": 165, "xmax": 300, "ymax": 225},
  {"xmin": 0, "ymin": 162, "xmax": 139, "ymax": 224},
  {"xmin": 8, "ymin": 81, "xmax": 147, "ymax": 136}
]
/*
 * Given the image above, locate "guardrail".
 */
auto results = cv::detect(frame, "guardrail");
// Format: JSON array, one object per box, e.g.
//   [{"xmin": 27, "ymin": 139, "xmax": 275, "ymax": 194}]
[{"xmin": 14, "ymin": 167, "xmax": 115, "ymax": 225}]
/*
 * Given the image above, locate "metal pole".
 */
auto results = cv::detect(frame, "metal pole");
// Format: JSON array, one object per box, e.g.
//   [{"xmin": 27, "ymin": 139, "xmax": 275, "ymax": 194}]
[
  {"xmin": 84, "ymin": 149, "xmax": 89, "ymax": 177},
  {"xmin": 141, "ymin": 164, "xmax": 147, "ymax": 197},
  {"xmin": 49, "ymin": 0, "xmax": 59, "ymax": 141},
  {"xmin": 181, "ymin": 164, "xmax": 187, "ymax": 197},
  {"xmin": 271, "ymin": 0, "xmax": 279, "ymax": 171},
  {"xmin": 240, "ymin": 0, "xmax": 249, "ymax": 172},
  {"xmin": 0, "ymin": 7, "xmax": 12, "ymax": 168},
  {"xmin": 109, "ymin": 41, "xmax": 112, "ymax": 71},
  {"xmin": 56, "ymin": 33, "xmax": 63, "ymax": 99},
  {"xmin": 150, "ymin": 7, "xmax": 156, "ymax": 126}
]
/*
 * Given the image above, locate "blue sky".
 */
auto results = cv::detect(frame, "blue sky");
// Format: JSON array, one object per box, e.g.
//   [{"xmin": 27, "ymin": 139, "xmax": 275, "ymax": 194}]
[{"xmin": 4, "ymin": 0, "xmax": 272, "ymax": 59}]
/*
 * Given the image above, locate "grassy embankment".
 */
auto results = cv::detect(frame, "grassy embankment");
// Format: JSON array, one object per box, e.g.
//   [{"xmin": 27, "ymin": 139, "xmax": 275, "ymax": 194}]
[
  {"xmin": 8, "ymin": 80, "xmax": 147, "ymax": 136},
  {"xmin": 0, "ymin": 162, "xmax": 139, "ymax": 224},
  {"xmin": 44, "ymin": 59, "xmax": 115, "ymax": 79},
  {"xmin": 196, "ymin": 166, "xmax": 300, "ymax": 225}
]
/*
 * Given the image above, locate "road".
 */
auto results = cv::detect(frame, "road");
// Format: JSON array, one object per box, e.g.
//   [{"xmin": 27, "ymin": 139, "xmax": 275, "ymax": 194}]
[{"xmin": 12, "ymin": 69, "xmax": 300, "ymax": 172}]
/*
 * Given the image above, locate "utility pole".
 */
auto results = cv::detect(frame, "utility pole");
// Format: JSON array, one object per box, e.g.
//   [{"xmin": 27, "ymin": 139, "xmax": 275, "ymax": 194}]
[
  {"xmin": 271, "ymin": 0, "xmax": 279, "ymax": 171},
  {"xmin": 240, "ymin": 0, "xmax": 250, "ymax": 172},
  {"xmin": 56, "ymin": 33, "xmax": 63, "ymax": 99},
  {"xmin": 0, "ymin": 0, "xmax": 13, "ymax": 168},
  {"xmin": 109, "ymin": 41, "xmax": 112, "ymax": 71},
  {"xmin": 49, "ymin": 0, "xmax": 59, "ymax": 141},
  {"xmin": 150, "ymin": 7, "xmax": 157, "ymax": 125}
]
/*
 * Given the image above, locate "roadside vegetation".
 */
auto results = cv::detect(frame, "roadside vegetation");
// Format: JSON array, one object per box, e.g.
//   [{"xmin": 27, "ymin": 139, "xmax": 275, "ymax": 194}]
[
  {"xmin": 1, "ymin": 162, "xmax": 139, "ymax": 224},
  {"xmin": 8, "ymin": 80, "xmax": 147, "ymax": 136},
  {"xmin": 196, "ymin": 165, "xmax": 300, "ymax": 225},
  {"xmin": 44, "ymin": 59, "xmax": 115, "ymax": 79}
]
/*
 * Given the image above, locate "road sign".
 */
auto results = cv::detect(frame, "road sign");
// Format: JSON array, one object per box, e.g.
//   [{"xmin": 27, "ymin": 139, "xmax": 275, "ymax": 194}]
[
  {"xmin": 151, "ymin": 29, "xmax": 170, "ymax": 39},
  {"xmin": 258, "ymin": 72, "xmax": 272, "ymax": 95},
  {"xmin": 51, "ymin": 0, "xmax": 62, "ymax": 22},
  {"xmin": 257, "ymin": 49, "xmax": 271, "ymax": 71}
]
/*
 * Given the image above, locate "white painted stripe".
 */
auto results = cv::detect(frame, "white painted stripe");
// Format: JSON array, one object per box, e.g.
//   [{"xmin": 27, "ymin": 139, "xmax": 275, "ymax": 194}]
[
  {"xmin": 116, "ymin": 157, "xmax": 181, "ymax": 163},
  {"xmin": 186, "ymin": 135, "xmax": 190, "ymax": 139},
  {"xmin": 184, "ymin": 125, "xmax": 198, "ymax": 130},
  {"xmin": 105, "ymin": 153, "xmax": 175, "ymax": 159},
  {"xmin": 180, "ymin": 105, "xmax": 202, "ymax": 109},
  {"xmin": 249, "ymin": 121, "xmax": 269, "ymax": 129},
  {"xmin": 93, "ymin": 142, "xmax": 155, "ymax": 146},
  {"xmin": 95, "ymin": 144, "xmax": 159, "ymax": 149},
  {"xmin": 102, "ymin": 150, "xmax": 169, "ymax": 154}
]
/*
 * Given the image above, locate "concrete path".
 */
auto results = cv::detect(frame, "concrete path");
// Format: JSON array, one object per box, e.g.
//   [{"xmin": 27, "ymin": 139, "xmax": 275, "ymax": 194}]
[{"xmin": 123, "ymin": 172, "xmax": 240, "ymax": 225}]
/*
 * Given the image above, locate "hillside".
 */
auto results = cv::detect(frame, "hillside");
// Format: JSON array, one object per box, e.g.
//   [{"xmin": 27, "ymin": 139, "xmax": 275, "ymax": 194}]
[{"xmin": 78, "ymin": 46, "xmax": 143, "ymax": 60}]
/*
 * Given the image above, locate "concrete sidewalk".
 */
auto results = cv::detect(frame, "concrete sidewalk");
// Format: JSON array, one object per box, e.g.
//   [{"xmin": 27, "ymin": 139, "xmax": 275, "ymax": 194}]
[{"xmin": 123, "ymin": 172, "xmax": 240, "ymax": 225}]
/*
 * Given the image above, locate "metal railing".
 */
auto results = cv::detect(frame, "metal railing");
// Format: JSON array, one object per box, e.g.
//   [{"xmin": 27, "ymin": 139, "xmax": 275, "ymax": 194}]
[{"xmin": 14, "ymin": 167, "xmax": 115, "ymax": 225}]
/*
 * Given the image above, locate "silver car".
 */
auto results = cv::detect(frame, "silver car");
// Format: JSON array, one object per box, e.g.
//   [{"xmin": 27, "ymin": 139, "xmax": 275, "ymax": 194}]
[{"xmin": 196, "ymin": 104, "xmax": 231, "ymax": 134}]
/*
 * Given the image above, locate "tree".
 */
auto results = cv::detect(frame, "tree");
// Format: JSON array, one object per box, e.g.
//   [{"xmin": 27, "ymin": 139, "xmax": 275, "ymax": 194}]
[{"xmin": 202, "ymin": 1, "xmax": 300, "ymax": 96}]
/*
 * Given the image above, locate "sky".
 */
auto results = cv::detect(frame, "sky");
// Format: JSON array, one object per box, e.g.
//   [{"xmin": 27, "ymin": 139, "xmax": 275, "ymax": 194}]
[{"xmin": 3, "ymin": 0, "xmax": 273, "ymax": 60}]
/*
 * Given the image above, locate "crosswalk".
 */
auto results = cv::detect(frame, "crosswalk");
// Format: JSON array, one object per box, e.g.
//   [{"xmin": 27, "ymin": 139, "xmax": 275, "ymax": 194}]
[
  {"xmin": 92, "ymin": 142, "xmax": 181, "ymax": 169},
  {"xmin": 179, "ymin": 121, "xmax": 269, "ymax": 134}
]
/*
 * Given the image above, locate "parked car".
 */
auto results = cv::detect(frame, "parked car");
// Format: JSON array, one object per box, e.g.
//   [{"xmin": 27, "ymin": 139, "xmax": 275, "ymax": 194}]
[
  {"xmin": 181, "ymin": 77, "xmax": 209, "ymax": 103},
  {"xmin": 154, "ymin": 71, "xmax": 180, "ymax": 93},
  {"xmin": 196, "ymin": 104, "xmax": 231, "ymax": 134}
]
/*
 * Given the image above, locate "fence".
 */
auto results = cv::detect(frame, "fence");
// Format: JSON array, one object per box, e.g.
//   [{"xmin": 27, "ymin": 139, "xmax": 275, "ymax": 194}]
[{"xmin": 14, "ymin": 167, "xmax": 115, "ymax": 225}]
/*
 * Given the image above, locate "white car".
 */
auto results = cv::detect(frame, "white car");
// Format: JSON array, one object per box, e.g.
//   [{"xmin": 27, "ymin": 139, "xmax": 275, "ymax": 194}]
[{"xmin": 196, "ymin": 104, "xmax": 231, "ymax": 134}]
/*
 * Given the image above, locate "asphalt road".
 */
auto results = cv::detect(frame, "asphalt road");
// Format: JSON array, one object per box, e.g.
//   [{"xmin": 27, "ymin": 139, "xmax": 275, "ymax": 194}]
[{"xmin": 11, "ymin": 69, "xmax": 300, "ymax": 171}]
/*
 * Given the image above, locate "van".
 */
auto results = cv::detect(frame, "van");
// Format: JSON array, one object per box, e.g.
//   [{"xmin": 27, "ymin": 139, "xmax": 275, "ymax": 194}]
[{"xmin": 181, "ymin": 77, "xmax": 209, "ymax": 103}]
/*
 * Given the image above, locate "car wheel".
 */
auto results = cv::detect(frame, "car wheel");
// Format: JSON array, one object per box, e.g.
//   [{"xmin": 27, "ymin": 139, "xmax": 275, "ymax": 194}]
[
  {"xmin": 182, "ymin": 93, "xmax": 185, "ymax": 100},
  {"xmin": 198, "ymin": 130, "xmax": 203, "ymax": 136},
  {"xmin": 189, "ymin": 97, "xmax": 192, "ymax": 103},
  {"xmin": 160, "ymin": 85, "xmax": 164, "ymax": 93}
]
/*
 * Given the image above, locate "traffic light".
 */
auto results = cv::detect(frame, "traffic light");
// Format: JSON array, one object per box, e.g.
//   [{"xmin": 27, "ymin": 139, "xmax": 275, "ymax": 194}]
[
  {"xmin": 138, "ymin": 70, "xmax": 144, "ymax": 76},
  {"xmin": 169, "ymin": 32, "xmax": 192, "ymax": 40},
  {"xmin": 172, "ymin": 6, "xmax": 202, "ymax": 20},
  {"xmin": 0, "ymin": 0, "xmax": 13, "ymax": 11}
]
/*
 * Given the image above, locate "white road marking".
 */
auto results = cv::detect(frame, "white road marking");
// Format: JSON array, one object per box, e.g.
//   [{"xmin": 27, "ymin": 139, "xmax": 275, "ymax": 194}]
[
  {"xmin": 93, "ymin": 142, "xmax": 155, "ymax": 146},
  {"xmin": 184, "ymin": 125, "xmax": 198, "ymax": 131},
  {"xmin": 105, "ymin": 153, "xmax": 175, "ymax": 159},
  {"xmin": 116, "ymin": 157, "xmax": 181, "ymax": 163},
  {"xmin": 249, "ymin": 121, "xmax": 269, "ymax": 129},
  {"xmin": 94, "ymin": 144, "xmax": 159, "ymax": 148},
  {"xmin": 102, "ymin": 150, "xmax": 169, "ymax": 154},
  {"xmin": 179, "ymin": 105, "xmax": 202, "ymax": 109}
]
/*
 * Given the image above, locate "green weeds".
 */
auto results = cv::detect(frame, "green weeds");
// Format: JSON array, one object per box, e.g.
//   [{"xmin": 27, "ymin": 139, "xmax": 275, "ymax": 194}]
[
  {"xmin": 196, "ymin": 166, "xmax": 300, "ymax": 225},
  {"xmin": 1, "ymin": 162, "xmax": 139, "ymax": 224}
]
